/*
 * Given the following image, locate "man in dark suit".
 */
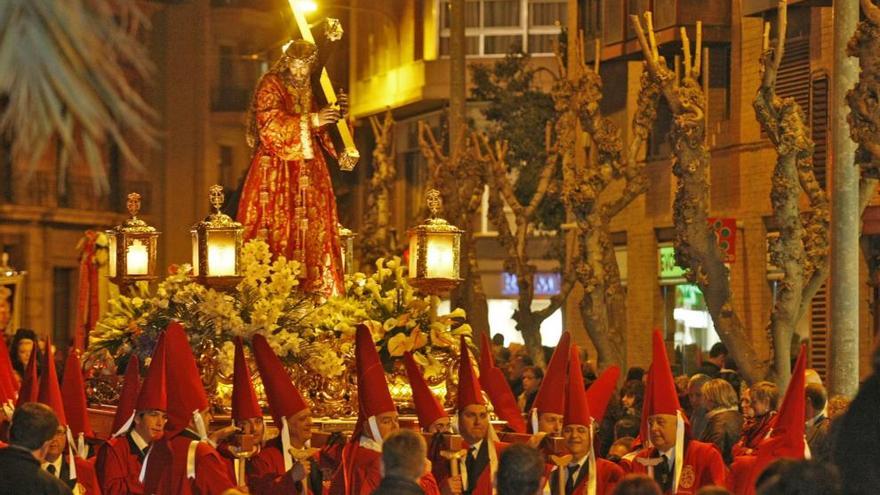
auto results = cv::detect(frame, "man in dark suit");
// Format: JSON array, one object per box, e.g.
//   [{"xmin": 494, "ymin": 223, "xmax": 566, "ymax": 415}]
[
  {"xmin": 0, "ymin": 402, "xmax": 72, "ymax": 495},
  {"xmin": 373, "ymin": 430, "xmax": 427, "ymax": 495}
]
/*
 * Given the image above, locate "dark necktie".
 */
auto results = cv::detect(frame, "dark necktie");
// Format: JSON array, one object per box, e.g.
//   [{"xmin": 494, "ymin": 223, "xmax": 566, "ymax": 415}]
[
  {"xmin": 565, "ymin": 464, "xmax": 580, "ymax": 495},
  {"xmin": 47, "ymin": 464, "xmax": 57, "ymax": 476},
  {"xmin": 465, "ymin": 446, "xmax": 478, "ymax": 492},
  {"xmin": 654, "ymin": 455, "xmax": 671, "ymax": 492}
]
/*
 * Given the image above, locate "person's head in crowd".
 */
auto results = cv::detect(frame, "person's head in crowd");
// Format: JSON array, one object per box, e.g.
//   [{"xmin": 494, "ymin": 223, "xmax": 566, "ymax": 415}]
[
  {"xmin": 755, "ymin": 458, "xmax": 841, "ymax": 495},
  {"xmin": 613, "ymin": 415, "xmax": 640, "ymax": 440},
  {"xmin": 624, "ymin": 367, "xmax": 645, "ymax": 383},
  {"xmin": 804, "ymin": 369, "xmax": 823, "ymax": 386},
  {"xmin": 507, "ymin": 353, "xmax": 533, "ymax": 381},
  {"xmin": 380, "ymin": 429, "xmax": 426, "ymax": 482},
  {"xmin": 620, "ymin": 380, "xmax": 644, "ymax": 413},
  {"xmin": 10, "ymin": 328, "xmax": 40, "ymax": 375},
  {"xmin": 745, "ymin": 381, "xmax": 779, "ymax": 419},
  {"xmin": 8, "ymin": 402, "xmax": 60, "ymax": 461},
  {"xmin": 611, "ymin": 474, "xmax": 662, "ymax": 495},
  {"xmin": 804, "ymin": 382, "xmax": 827, "ymax": 420},
  {"xmin": 492, "ymin": 333, "xmax": 505, "ymax": 348},
  {"xmin": 695, "ymin": 487, "xmax": 731, "ymax": 495},
  {"xmin": 496, "ymin": 444, "xmax": 544, "ymax": 495},
  {"xmin": 826, "ymin": 395, "xmax": 850, "ymax": 420},
  {"xmin": 521, "ymin": 366, "xmax": 543, "ymax": 395},
  {"xmin": 607, "ymin": 437, "xmax": 635, "ymax": 461},
  {"xmin": 688, "ymin": 373, "xmax": 711, "ymax": 411},
  {"xmin": 701, "ymin": 378, "xmax": 738, "ymax": 412},
  {"xmin": 707, "ymin": 343, "xmax": 728, "ymax": 368},
  {"xmin": 496, "ymin": 347, "xmax": 511, "ymax": 368}
]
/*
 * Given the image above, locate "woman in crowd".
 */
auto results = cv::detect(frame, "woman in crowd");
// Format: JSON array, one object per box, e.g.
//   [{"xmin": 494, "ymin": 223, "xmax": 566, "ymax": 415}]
[
  {"xmin": 8, "ymin": 328, "xmax": 40, "ymax": 383},
  {"xmin": 700, "ymin": 378, "xmax": 743, "ymax": 464}
]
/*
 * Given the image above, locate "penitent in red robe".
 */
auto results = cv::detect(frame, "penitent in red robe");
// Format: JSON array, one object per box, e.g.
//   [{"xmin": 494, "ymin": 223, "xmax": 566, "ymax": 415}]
[
  {"xmin": 246, "ymin": 436, "xmax": 327, "ymax": 495},
  {"xmin": 626, "ymin": 440, "xmax": 727, "ymax": 495},
  {"xmin": 145, "ymin": 432, "xmax": 237, "ymax": 495},
  {"xmin": 331, "ymin": 442, "xmax": 441, "ymax": 495},
  {"xmin": 547, "ymin": 458, "xmax": 624, "ymax": 495},
  {"xmin": 236, "ymin": 72, "xmax": 344, "ymax": 297},
  {"xmin": 95, "ymin": 434, "xmax": 147, "ymax": 495}
]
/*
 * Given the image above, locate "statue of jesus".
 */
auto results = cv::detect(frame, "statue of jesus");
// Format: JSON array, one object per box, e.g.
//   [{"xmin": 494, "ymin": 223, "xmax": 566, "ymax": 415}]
[{"xmin": 237, "ymin": 35, "xmax": 346, "ymax": 297}]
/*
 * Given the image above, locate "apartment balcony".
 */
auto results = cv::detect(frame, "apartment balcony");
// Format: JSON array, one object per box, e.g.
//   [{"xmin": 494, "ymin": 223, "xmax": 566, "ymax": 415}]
[
  {"xmin": 0, "ymin": 172, "xmax": 153, "ymax": 225},
  {"xmin": 596, "ymin": 0, "xmax": 731, "ymax": 62},
  {"xmin": 742, "ymin": 0, "xmax": 831, "ymax": 16}
]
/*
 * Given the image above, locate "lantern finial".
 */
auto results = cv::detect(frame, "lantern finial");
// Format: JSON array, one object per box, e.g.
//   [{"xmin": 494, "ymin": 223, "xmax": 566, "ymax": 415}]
[
  {"xmin": 126, "ymin": 192, "xmax": 142, "ymax": 218},
  {"xmin": 426, "ymin": 189, "xmax": 442, "ymax": 217},
  {"xmin": 209, "ymin": 185, "xmax": 225, "ymax": 213}
]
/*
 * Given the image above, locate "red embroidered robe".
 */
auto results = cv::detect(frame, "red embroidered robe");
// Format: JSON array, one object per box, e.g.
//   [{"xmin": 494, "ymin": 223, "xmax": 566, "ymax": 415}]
[
  {"xmin": 246, "ymin": 436, "xmax": 329, "ymax": 495},
  {"xmin": 627, "ymin": 440, "xmax": 727, "ymax": 495},
  {"xmin": 330, "ymin": 441, "xmax": 441, "ymax": 495},
  {"xmin": 236, "ymin": 72, "xmax": 344, "ymax": 297},
  {"xmin": 144, "ymin": 432, "xmax": 237, "ymax": 495},
  {"xmin": 547, "ymin": 457, "xmax": 624, "ymax": 495}
]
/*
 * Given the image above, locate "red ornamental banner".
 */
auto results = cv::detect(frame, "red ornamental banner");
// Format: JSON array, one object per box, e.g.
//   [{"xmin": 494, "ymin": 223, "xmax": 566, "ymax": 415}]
[{"xmin": 708, "ymin": 218, "xmax": 736, "ymax": 263}]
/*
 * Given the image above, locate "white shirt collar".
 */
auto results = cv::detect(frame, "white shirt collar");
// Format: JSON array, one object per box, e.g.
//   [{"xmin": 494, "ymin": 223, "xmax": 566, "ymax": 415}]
[
  {"xmin": 130, "ymin": 429, "xmax": 150, "ymax": 451},
  {"xmin": 806, "ymin": 412, "xmax": 825, "ymax": 427},
  {"xmin": 468, "ymin": 439, "xmax": 483, "ymax": 456},
  {"xmin": 41, "ymin": 455, "xmax": 63, "ymax": 476},
  {"xmin": 660, "ymin": 446, "xmax": 675, "ymax": 469}
]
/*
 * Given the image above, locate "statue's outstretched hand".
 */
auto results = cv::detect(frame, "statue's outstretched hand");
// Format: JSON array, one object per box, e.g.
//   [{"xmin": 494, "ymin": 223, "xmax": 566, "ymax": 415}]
[
  {"xmin": 336, "ymin": 92, "xmax": 349, "ymax": 117},
  {"xmin": 316, "ymin": 106, "xmax": 342, "ymax": 127}
]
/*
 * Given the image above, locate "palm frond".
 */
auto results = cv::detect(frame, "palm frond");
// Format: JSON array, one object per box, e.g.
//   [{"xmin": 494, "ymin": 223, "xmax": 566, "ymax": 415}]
[{"xmin": 0, "ymin": 0, "xmax": 158, "ymax": 194}]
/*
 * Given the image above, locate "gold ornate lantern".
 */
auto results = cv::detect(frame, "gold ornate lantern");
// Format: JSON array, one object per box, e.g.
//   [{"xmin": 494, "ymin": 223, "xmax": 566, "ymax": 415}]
[
  {"xmin": 407, "ymin": 189, "xmax": 463, "ymax": 295},
  {"xmin": 191, "ymin": 185, "xmax": 243, "ymax": 289},
  {"xmin": 107, "ymin": 193, "xmax": 160, "ymax": 290},
  {"xmin": 338, "ymin": 223, "xmax": 356, "ymax": 275}
]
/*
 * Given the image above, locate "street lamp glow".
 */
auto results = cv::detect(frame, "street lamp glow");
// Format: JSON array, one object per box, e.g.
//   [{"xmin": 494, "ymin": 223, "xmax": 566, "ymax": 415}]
[{"xmin": 290, "ymin": 0, "xmax": 317, "ymax": 13}]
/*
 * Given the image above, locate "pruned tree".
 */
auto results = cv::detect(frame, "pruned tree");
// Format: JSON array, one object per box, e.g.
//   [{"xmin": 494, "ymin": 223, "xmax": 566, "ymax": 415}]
[
  {"xmin": 474, "ymin": 127, "xmax": 574, "ymax": 367},
  {"xmin": 553, "ymin": 36, "xmax": 662, "ymax": 369},
  {"xmin": 850, "ymin": 0, "xmax": 880, "ymax": 284},
  {"xmin": 752, "ymin": 3, "xmax": 830, "ymax": 386},
  {"xmin": 360, "ymin": 110, "xmax": 397, "ymax": 266},
  {"xmin": 631, "ymin": 1, "xmax": 879, "ymax": 385},
  {"xmin": 418, "ymin": 123, "xmax": 491, "ymax": 338},
  {"xmin": 630, "ymin": 13, "xmax": 770, "ymax": 383}
]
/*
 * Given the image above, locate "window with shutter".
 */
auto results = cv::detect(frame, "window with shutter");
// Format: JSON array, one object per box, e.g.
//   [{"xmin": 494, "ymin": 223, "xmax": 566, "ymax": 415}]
[
  {"xmin": 809, "ymin": 283, "xmax": 830, "ymax": 382},
  {"xmin": 810, "ymin": 73, "xmax": 829, "ymax": 189}
]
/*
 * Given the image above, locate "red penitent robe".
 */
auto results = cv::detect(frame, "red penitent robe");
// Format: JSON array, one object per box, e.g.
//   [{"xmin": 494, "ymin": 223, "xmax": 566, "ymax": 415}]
[
  {"xmin": 147, "ymin": 432, "xmax": 237, "ymax": 495},
  {"xmin": 432, "ymin": 440, "xmax": 509, "ymax": 495},
  {"xmin": 58, "ymin": 457, "xmax": 102, "ymax": 495},
  {"xmin": 95, "ymin": 434, "xmax": 147, "ymax": 495},
  {"xmin": 247, "ymin": 436, "xmax": 327, "ymax": 495},
  {"xmin": 547, "ymin": 458, "xmax": 624, "ymax": 495},
  {"xmin": 331, "ymin": 442, "xmax": 441, "ymax": 495},
  {"xmin": 627, "ymin": 440, "xmax": 727, "ymax": 495},
  {"xmin": 236, "ymin": 72, "xmax": 344, "ymax": 297}
]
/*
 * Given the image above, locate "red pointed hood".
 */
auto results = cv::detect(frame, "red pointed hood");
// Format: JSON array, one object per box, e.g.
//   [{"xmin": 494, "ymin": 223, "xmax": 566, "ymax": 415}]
[
  {"xmin": 231, "ymin": 337, "xmax": 262, "ymax": 421},
  {"xmin": 586, "ymin": 365, "xmax": 621, "ymax": 426},
  {"xmin": 355, "ymin": 324, "xmax": 396, "ymax": 418},
  {"xmin": 16, "ymin": 348, "xmax": 39, "ymax": 406},
  {"xmin": 532, "ymin": 332, "xmax": 570, "ymax": 415},
  {"xmin": 135, "ymin": 333, "xmax": 167, "ymax": 412},
  {"xmin": 110, "ymin": 355, "xmax": 141, "ymax": 434},
  {"xmin": 403, "ymin": 351, "xmax": 447, "ymax": 430},
  {"xmin": 0, "ymin": 336, "xmax": 19, "ymax": 404},
  {"xmin": 564, "ymin": 345, "xmax": 593, "ymax": 426},
  {"xmin": 162, "ymin": 322, "xmax": 208, "ymax": 436},
  {"xmin": 38, "ymin": 336, "xmax": 66, "ymax": 426},
  {"xmin": 61, "ymin": 348, "xmax": 94, "ymax": 437},
  {"xmin": 644, "ymin": 330, "xmax": 683, "ymax": 418},
  {"xmin": 252, "ymin": 333, "xmax": 309, "ymax": 423},
  {"xmin": 477, "ymin": 332, "xmax": 526, "ymax": 433},
  {"xmin": 457, "ymin": 336, "xmax": 484, "ymax": 410},
  {"xmin": 746, "ymin": 344, "xmax": 808, "ymax": 489}
]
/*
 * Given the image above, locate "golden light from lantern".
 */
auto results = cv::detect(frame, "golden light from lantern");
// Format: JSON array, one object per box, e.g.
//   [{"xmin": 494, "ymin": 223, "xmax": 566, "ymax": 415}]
[
  {"xmin": 338, "ymin": 223, "xmax": 357, "ymax": 275},
  {"xmin": 407, "ymin": 189, "xmax": 463, "ymax": 295},
  {"xmin": 107, "ymin": 193, "xmax": 160, "ymax": 291},
  {"xmin": 191, "ymin": 185, "xmax": 244, "ymax": 290},
  {"xmin": 291, "ymin": 0, "xmax": 318, "ymax": 13}
]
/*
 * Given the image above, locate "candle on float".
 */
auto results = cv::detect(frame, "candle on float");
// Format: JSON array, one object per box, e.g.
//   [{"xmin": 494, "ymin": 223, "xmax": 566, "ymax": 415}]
[
  {"xmin": 207, "ymin": 239, "xmax": 237, "ymax": 276},
  {"xmin": 127, "ymin": 240, "xmax": 149, "ymax": 275}
]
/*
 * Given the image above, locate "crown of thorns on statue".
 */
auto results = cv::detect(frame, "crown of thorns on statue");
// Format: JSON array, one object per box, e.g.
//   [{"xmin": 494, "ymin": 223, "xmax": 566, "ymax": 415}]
[{"xmin": 282, "ymin": 39, "xmax": 318, "ymax": 69}]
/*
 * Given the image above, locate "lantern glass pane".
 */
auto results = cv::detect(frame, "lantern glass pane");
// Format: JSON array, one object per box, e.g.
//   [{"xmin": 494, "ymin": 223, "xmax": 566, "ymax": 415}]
[
  {"xmin": 206, "ymin": 230, "xmax": 237, "ymax": 276},
  {"xmin": 191, "ymin": 231, "xmax": 200, "ymax": 276},
  {"xmin": 408, "ymin": 233, "xmax": 420, "ymax": 277},
  {"xmin": 108, "ymin": 234, "xmax": 117, "ymax": 277},
  {"xmin": 126, "ymin": 238, "xmax": 149, "ymax": 276},
  {"xmin": 425, "ymin": 233, "xmax": 455, "ymax": 279}
]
